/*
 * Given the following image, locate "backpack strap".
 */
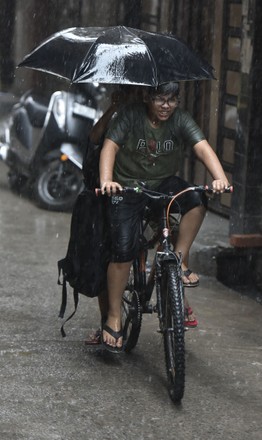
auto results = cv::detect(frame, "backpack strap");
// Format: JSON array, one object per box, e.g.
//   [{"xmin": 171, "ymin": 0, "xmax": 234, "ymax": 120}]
[
  {"xmin": 60, "ymin": 289, "xmax": 79, "ymax": 338},
  {"xmin": 57, "ymin": 259, "xmax": 67, "ymax": 319},
  {"xmin": 57, "ymin": 259, "xmax": 79, "ymax": 337}
]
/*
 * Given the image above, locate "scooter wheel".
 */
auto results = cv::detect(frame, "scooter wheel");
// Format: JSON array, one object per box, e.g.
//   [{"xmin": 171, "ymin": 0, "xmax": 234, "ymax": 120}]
[{"xmin": 33, "ymin": 159, "xmax": 84, "ymax": 211}]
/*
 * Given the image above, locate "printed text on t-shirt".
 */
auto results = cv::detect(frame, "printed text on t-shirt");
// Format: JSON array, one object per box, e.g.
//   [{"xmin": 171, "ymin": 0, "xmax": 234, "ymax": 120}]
[{"xmin": 136, "ymin": 139, "xmax": 174, "ymax": 154}]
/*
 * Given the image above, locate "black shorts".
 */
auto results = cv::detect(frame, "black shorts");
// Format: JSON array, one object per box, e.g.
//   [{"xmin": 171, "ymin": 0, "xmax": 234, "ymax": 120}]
[{"xmin": 107, "ymin": 176, "xmax": 207, "ymax": 262}]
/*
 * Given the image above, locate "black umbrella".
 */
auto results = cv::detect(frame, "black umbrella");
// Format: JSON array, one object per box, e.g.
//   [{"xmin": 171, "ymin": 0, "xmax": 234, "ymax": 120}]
[{"xmin": 19, "ymin": 26, "xmax": 214, "ymax": 86}]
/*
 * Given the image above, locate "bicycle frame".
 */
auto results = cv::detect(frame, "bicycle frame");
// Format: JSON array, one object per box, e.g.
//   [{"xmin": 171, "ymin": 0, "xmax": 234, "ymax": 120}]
[{"xmin": 133, "ymin": 198, "xmax": 183, "ymax": 320}]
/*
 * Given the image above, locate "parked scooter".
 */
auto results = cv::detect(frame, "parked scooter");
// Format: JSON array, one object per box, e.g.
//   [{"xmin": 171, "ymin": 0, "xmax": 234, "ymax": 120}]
[{"xmin": 0, "ymin": 84, "xmax": 104, "ymax": 211}]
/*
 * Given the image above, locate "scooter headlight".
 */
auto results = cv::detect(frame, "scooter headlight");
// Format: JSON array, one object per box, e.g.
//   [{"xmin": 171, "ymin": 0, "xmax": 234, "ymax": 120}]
[{"xmin": 54, "ymin": 97, "xmax": 66, "ymax": 129}]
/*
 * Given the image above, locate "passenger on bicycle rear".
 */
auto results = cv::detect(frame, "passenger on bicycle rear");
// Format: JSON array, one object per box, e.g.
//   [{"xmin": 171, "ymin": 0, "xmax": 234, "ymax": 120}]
[{"xmin": 98, "ymin": 81, "xmax": 229, "ymax": 352}]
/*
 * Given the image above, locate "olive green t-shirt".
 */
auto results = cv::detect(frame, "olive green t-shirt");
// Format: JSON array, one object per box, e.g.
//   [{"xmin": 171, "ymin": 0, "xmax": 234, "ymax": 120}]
[{"xmin": 106, "ymin": 103, "xmax": 205, "ymax": 189}]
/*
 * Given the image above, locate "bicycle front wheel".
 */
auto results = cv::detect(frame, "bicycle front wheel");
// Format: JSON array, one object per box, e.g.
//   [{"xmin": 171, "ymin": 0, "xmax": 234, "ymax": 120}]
[{"xmin": 161, "ymin": 262, "xmax": 185, "ymax": 403}]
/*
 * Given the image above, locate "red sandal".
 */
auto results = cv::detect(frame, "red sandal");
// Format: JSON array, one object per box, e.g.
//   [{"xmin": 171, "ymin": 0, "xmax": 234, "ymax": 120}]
[
  {"xmin": 184, "ymin": 306, "xmax": 198, "ymax": 328},
  {"xmin": 84, "ymin": 328, "xmax": 102, "ymax": 345}
]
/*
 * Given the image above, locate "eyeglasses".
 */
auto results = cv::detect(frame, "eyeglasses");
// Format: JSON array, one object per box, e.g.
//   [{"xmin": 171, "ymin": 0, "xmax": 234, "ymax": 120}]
[{"xmin": 152, "ymin": 95, "xmax": 178, "ymax": 107}]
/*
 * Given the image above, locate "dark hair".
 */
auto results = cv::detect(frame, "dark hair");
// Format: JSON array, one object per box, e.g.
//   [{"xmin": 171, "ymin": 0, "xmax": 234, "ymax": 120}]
[{"xmin": 149, "ymin": 82, "xmax": 180, "ymax": 97}]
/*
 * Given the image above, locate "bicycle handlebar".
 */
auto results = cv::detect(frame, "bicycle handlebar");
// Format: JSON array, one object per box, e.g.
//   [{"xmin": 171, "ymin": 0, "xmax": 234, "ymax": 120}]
[
  {"xmin": 194, "ymin": 185, "xmax": 233, "ymax": 194},
  {"xmin": 95, "ymin": 185, "xmax": 233, "ymax": 199}
]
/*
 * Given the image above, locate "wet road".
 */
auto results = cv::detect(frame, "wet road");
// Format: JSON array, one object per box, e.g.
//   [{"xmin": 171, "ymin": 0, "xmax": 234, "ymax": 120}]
[{"xmin": 0, "ymin": 161, "xmax": 261, "ymax": 440}]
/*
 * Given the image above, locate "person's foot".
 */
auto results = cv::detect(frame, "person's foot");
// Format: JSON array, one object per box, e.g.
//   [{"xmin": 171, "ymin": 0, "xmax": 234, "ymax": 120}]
[
  {"xmin": 84, "ymin": 328, "xmax": 101, "ymax": 345},
  {"xmin": 184, "ymin": 306, "xmax": 198, "ymax": 328},
  {"xmin": 102, "ymin": 318, "xmax": 123, "ymax": 352},
  {"xmin": 182, "ymin": 266, "xmax": 199, "ymax": 287}
]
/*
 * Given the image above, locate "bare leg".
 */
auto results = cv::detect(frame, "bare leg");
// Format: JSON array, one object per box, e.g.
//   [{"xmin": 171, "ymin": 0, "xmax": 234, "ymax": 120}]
[
  {"xmin": 175, "ymin": 205, "xmax": 206, "ymax": 284},
  {"xmin": 103, "ymin": 261, "xmax": 132, "ymax": 348}
]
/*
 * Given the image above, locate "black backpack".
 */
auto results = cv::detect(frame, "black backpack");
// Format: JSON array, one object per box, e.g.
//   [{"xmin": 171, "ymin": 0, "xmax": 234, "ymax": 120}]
[
  {"xmin": 57, "ymin": 187, "xmax": 110, "ymax": 336},
  {"xmin": 82, "ymin": 136, "xmax": 102, "ymax": 191}
]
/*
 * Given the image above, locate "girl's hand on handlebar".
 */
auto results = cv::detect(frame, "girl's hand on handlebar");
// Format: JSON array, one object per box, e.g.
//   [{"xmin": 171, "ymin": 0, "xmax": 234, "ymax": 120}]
[
  {"xmin": 101, "ymin": 181, "xmax": 123, "ymax": 195},
  {"xmin": 211, "ymin": 179, "xmax": 230, "ymax": 194}
]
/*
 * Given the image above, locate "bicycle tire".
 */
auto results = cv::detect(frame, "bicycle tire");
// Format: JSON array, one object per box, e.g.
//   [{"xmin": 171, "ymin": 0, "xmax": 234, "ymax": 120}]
[
  {"xmin": 122, "ymin": 262, "xmax": 142, "ymax": 353},
  {"xmin": 161, "ymin": 262, "xmax": 185, "ymax": 403}
]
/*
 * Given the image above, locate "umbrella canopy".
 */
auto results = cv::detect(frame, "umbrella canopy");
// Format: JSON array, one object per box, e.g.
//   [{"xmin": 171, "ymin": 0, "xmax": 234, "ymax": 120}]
[{"xmin": 18, "ymin": 26, "xmax": 215, "ymax": 86}]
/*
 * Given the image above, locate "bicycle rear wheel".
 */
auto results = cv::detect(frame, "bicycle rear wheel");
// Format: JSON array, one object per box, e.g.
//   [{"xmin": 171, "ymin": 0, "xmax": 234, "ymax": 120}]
[
  {"xmin": 161, "ymin": 262, "xmax": 185, "ymax": 403},
  {"xmin": 122, "ymin": 261, "xmax": 142, "ymax": 353}
]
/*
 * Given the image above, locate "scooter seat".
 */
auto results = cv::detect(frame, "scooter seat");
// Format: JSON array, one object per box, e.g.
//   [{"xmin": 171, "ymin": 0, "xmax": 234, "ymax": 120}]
[{"xmin": 24, "ymin": 93, "xmax": 49, "ymax": 128}]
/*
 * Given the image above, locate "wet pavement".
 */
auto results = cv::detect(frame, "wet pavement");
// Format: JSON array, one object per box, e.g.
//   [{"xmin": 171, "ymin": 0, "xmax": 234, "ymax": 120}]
[{"xmin": 0, "ymin": 161, "xmax": 261, "ymax": 440}]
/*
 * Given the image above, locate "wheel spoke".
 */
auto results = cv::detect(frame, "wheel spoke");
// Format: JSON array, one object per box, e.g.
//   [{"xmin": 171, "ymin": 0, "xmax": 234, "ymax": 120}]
[{"xmin": 121, "ymin": 260, "xmax": 142, "ymax": 352}]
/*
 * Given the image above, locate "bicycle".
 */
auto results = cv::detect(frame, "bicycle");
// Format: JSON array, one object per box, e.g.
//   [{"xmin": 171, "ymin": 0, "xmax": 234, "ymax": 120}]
[{"xmin": 96, "ymin": 184, "xmax": 232, "ymax": 404}]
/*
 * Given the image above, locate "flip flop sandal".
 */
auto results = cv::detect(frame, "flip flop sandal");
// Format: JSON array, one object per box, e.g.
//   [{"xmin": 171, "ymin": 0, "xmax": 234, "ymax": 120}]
[
  {"xmin": 182, "ymin": 269, "xmax": 199, "ymax": 288},
  {"xmin": 184, "ymin": 306, "xmax": 198, "ymax": 328},
  {"xmin": 102, "ymin": 323, "xmax": 123, "ymax": 353}
]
